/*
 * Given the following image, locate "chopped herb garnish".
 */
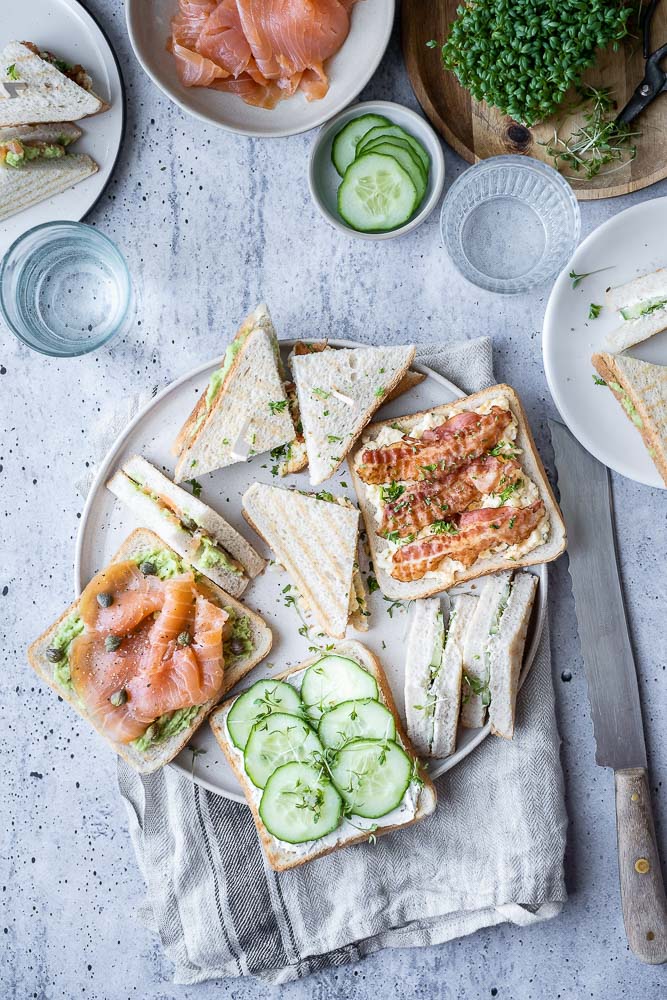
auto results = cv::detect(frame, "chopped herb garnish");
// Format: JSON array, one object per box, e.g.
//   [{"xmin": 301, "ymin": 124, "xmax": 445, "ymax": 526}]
[
  {"xmin": 367, "ymin": 574, "xmax": 380, "ymax": 594},
  {"xmin": 6, "ymin": 64, "xmax": 19, "ymax": 80},
  {"xmin": 569, "ymin": 266, "xmax": 612, "ymax": 290},
  {"xmin": 380, "ymin": 482, "xmax": 405, "ymax": 503},
  {"xmin": 592, "ymin": 374, "xmax": 607, "ymax": 386},
  {"xmin": 312, "ymin": 387, "xmax": 330, "ymax": 400},
  {"xmin": 186, "ymin": 478, "xmax": 202, "ymax": 497},
  {"xmin": 268, "ymin": 400, "xmax": 288, "ymax": 414},
  {"xmin": 589, "ymin": 303, "xmax": 602, "ymax": 319},
  {"xmin": 327, "ymin": 434, "xmax": 343, "ymax": 443},
  {"xmin": 430, "ymin": 520, "xmax": 459, "ymax": 535}
]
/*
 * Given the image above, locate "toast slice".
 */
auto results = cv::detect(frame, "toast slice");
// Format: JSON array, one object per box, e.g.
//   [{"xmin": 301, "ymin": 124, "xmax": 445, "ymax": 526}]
[
  {"xmin": 292, "ymin": 343, "xmax": 416, "ymax": 485},
  {"xmin": 349, "ymin": 384, "xmax": 567, "ymax": 600},
  {"xmin": 242, "ymin": 483, "xmax": 359, "ymax": 638},
  {"xmin": 605, "ymin": 268, "xmax": 667, "ymax": 353},
  {"xmin": 461, "ymin": 571, "xmax": 513, "ymax": 729},
  {"xmin": 27, "ymin": 528, "xmax": 272, "ymax": 774},
  {"xmin": 173, "ymin": 304, "xmax": 295, "ymax": 482},
  {"xmin": 107, "ymin": 455, "xmax": 265, "ymax": 598},
  {"xmin": 0, "ymin": 131, "xmax": 97, "ymax": 222},
  {"xmin": 209, "ymin": 640, "xmax": 437, "ymax": 871},
  {"xmin": 0, "ymin": 41, "xmax": 108, "ymax": 126},
  {"xmin": 488, "ymin": 572, "xmax": 538, "ymax": 739},
  {"xmin": 592, "ymin": 352, "xmax": 667, "ymax": 487}
]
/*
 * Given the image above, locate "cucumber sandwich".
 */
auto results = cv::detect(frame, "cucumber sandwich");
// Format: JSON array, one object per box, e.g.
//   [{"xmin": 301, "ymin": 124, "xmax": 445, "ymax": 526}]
[
  {"xmin": 210, "ymin": 640, "xmax": 437, "ymax": 871},
  {"xmin": 605, "ymin": 268, "xmax": 667, "ymax": 353}
]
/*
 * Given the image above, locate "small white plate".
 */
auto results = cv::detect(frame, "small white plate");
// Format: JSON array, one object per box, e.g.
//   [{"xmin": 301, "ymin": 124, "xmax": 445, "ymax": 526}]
[
  {"xmin": 76, "ymin": 341, "xmax": 546, "ymax": 801},
  {"xmin": 125, "ymin": 0, "xmax": 395, "ymax": 138},
  {"xmin": 543, "ymin": 197, "xmax": 667, "ymax": 489},
  {"xmin": 0, "ymin": 0, "xmax": 125, "ymax": 256},
  {"xmin": 309, "ymin": 100, "xmax": 446, "ymax": 240}
]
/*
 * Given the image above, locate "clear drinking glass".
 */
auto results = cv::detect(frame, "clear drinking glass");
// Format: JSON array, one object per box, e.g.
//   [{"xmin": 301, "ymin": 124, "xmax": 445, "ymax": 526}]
[
  {"xmin": 440, "ymin": 155, "xmax": 581, "ymax": 294},
  {"xmin": 0, "ymin": 221, "xmax": 133, "ymax": 356}
]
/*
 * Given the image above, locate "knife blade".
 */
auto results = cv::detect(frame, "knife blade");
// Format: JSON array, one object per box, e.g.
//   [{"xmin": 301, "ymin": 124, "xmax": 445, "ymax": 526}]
[{"xmin": 549, "ymin": 419, "xmax": 667, "ymax": 964}]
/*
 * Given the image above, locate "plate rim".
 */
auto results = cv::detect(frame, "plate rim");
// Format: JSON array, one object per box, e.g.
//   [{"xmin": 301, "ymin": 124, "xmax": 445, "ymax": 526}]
[
  {"xmin": 75, "ymin": 341, "xmax": 547, "ymax": 798},
  {"xmin": 542, "ymin": 195, "xmax": 666, "ymax": 490},
  {"xmin": 124, "ymin": 0, "xmax": 396, "ymax": 138}
]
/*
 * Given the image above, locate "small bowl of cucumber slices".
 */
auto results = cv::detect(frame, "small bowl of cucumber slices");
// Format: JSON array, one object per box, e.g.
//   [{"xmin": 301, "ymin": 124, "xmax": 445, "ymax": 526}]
[{"xmin": 309, "ymin": 100, "xmax": 445, "ymax": 239}]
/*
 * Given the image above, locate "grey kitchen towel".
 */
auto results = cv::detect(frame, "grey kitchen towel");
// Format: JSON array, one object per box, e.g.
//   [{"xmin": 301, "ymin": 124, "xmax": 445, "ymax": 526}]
[{"xmin": 116, "ymin": 336, "xmax": 568, "ymax": 985}]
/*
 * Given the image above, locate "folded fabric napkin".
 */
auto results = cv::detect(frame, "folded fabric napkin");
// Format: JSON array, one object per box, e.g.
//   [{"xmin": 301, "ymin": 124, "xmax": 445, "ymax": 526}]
[{"xmin": 107, "ymin": 337, "xmax": 567, "ymax": 984}]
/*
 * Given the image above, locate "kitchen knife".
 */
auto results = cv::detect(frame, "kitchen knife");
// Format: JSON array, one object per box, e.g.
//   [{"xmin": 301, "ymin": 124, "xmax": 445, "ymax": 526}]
[{"xmin": 550, "ymin": 419, "xmax": 667, "ymax": 964}]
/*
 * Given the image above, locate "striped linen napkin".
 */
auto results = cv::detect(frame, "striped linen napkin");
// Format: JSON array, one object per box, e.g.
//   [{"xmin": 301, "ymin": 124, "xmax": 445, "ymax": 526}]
[{"xmin": 116, "ymin": 336, "xmax": 567, "ymax": 984}]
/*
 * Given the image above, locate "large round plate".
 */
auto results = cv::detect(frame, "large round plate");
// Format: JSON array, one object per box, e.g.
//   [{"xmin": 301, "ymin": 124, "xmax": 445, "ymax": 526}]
[
  {"xmin": 543, "ymin": 197, "xmax": 667, "ymax": 490},
  {"xmin": 1, "ymin": 0, "xmax": 125, "ymax": 255},
  {"xmin": 125, "ymin": 0, "xmax": 394, "ymax": 138},
  {"xmin": 76, "ymin": 341, "xmax": 547, "ymax": 800}
]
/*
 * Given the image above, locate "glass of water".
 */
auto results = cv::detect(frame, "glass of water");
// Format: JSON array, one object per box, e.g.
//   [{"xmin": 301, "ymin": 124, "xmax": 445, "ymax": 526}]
[
  {"xmin": 440, "ymin": 155, "xmax": 581, "ymax": 294},
  {"xmin": 0, "ymin": 221, "xmax": 132, "ymax": 356}
]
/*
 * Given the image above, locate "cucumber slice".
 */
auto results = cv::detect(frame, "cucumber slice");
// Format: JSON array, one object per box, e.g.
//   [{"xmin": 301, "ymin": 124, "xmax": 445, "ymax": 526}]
[
  {"xmin": 357, "ymin": 141, "xmax": 426, "ymax": 204},
  {"xmin": 301, "ymin": 655, "xmax": 378, "ymax": 721},
  {"xmin": 331, "ymin": 113, "xmax": 392, "ymax": 176},
  {"xmin": 226, "ymin": 679, "xmax": 303, "ymax": 750},
  {"xmin": 338, "ymin": 153, "xmax": 417, "ymax": 233},
  {"xmin": 356, "ymin": 125, "xmax": 430, "ymax": 173},
  {"xmin": 329, "ymin": 738, "xmax": 413, "ymax": 819},
  {"xmin": 244, "ymin": 712, "xmax": 322, "ymax": 788},
  {"xmin": 318, "ymin": 699, "xmax": 396, "ymax": 749},
  {"xmin": 259, "ymin": 761, "xmax": 343, "ymax": 844}
]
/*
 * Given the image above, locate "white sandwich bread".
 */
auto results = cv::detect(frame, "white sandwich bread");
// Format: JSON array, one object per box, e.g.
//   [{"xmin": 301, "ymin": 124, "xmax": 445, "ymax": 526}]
[
  {"xmin": 0, "ymin": 41, "xmax": 108, "ymax": 126},
  {"xmin": 605, "ymin": 268, "xmax": 667, "ymax": 353},
  {"xmin": 107, "ymin": 455, "xmax": 265, "ymax": 598},
  {"xmin": 404, "ymin": 594, "xmax": 476, "ymax": 758},
  {"xmin": 486, "ymin": 571, "xmax": 538, "ymax": 739},
  {"xmin": 209, "ymin": 640, "xmax": 437, "ymax": 871},
  {"xmin": 291, "ymin": 343, "xmax": 416, "ymax": 484},
  {"xmin": 591, "ymin": 352, "xmax": 667, "ymax": 487},
  {"xmin": 27, "ymin": 529, "xmax": 272, "ymax": 774},
  {"xmin": 0, "ymin": 122, "xmax": 97, "ymax": 222},
  {"xmin": 172, "ymin": 304, "xmax": 295, "ymax": 482},
  {"xmin": 349, "ymin": 384, "xmax": 566, "ymax": 601},
  {"xmin": 242, "ymin": 482, "xmax": 360, "ymax": 638}
]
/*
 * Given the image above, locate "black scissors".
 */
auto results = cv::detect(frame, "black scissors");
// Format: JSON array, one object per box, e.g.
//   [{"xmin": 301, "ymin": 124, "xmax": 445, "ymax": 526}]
[{"xmin": 616, "ymin": 0, "xmax": 667, "ymax": 125}]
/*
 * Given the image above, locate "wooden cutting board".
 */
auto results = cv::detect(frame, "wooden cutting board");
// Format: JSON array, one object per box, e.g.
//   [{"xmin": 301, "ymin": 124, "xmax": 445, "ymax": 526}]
[{"xmin": 402, "ymin": 0, "xmax": 667, "ymax": 200}]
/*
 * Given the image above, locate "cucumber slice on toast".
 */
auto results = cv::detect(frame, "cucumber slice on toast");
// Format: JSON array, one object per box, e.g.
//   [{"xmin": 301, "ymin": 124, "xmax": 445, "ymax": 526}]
[
  {"xmin": 318, "ymin": 699, "xmax": 396, "ymax": 749},
  {"xmin": 356, "ymin": 125, "xmax": 430, "ymax": 173},
  {"xmin": 338, "ymin": 153, "xmax": 417, "ymax": 233},
  {"xmin": 331, "ymin": 113, "xmax": 391, "ymax": 176},
  {"xmin": 227, "ymin": 679, "xmax": 303, "ymax": 750},
  {"xmin": 244, "ymin": 712, "xmax": 322, "ymax": 788},
  {"xmin": 301, "ymin": 655, "xmax": 378, "ymax": 721},
  {"xmin": 259, "ymin": 761, "xmax": 343, "ymax": 844},
  {"xmin": 329, "ymin": 738, "xmax": 413, "ymax": 819}
]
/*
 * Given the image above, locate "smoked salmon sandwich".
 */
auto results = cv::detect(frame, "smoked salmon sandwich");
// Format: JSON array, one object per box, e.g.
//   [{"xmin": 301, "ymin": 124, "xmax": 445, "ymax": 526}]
[
  {"xmin": 349, "ymin": 385, "xmax": 566, "ymax": 601},
  {"xmin": 172, "ymin": 304, "xmax": 295, "ymax": 483},
  {"xmin": 27, "ymin": 529, "xmax": 272, "ymax": 773}
]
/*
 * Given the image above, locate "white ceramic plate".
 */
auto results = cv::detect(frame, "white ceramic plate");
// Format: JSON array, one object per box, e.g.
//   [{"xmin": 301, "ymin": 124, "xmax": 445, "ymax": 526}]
[
  {"xmin": 308, "ymin": 100, "xmax": 446, "ymax": 240},
  {"xmin": 125, "ymin": 0, "xmax": 394, "ymax": 138},
  {"xmin": 76, "ymin": 342, "xmax": 547, "ymax": 801},
  {"xmin": 543, "ymin": 197, "xmax": 667, "ymax": 489},
  {"xmin": 0, "ymin": 0, "xmax": 125, "ymax": 256}
]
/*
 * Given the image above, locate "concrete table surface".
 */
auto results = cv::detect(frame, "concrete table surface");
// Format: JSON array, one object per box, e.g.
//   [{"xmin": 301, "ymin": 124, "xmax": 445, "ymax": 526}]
[{"xmin": 1, "ymin": 3, "xmax": 666, "ymax": 997}]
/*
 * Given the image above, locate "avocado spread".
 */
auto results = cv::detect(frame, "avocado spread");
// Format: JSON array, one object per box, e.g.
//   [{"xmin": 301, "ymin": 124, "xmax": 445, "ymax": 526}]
[
  {"xmin": 204, "ymin": 327, "xmax": 251, "ymax": 410},
  {"xmin": 197, "ymin": 536, "xmax": 243, "ymax": 575},
  {"xmin": 620, "ymin": 297, "xmax": 667, "ymax": 322},
  {"xmin": 608, "ymin": 382, "xmax": 643, "ymax": 428},
  {"xmin": 50, "ymin": 613, "xmax": 85, "ymax": 690},
  {"xmin": 132, "ymin": 705, "xmax": 200, "ymax": 752},
  {"xmin": 223, "ymin": 610, "xmax": 253, "ymax": 661},
  {"xmin": 133, "ymin": 547, "xmax": 187, "ymax": 579},
  {"xmin": 2, "ymin": 140, "xmax": 66, "ymax": 168}
]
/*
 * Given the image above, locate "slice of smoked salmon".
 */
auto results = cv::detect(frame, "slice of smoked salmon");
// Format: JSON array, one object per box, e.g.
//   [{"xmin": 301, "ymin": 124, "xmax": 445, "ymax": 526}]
[
  {"xmin": 137, "ymin": 573, "xmax": 197, "ymax": 677},
  {"xmin": 235, "ymin": 0, "xmax": 352, "ymax": 82},
  {"xmin": 171, "ymin": 0, "xmax": 218, "ymax": 49},
  {"xmin": 79, "ymin": 561, "xmax": 164, "ymax": 635},
  {"xmin": 172, "ymin": 42, "xmax": 231, "ymax": 87},
  {"xmin": 211, "ymin": 74, "xmax": 283, "ymax": 109},
  {"xmin": 197, "ymin": 0, "xmax": 253, "ymax": 78},
  {"xmin": 299, "ymin": 63, "xmax": 328, "ymax": 101}
]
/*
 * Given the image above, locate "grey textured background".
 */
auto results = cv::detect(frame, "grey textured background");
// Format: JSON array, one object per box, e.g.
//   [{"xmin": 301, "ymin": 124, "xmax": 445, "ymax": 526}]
[{"xmin": 1, "ymin": 2, "xmax": 666, "ymax": 997}]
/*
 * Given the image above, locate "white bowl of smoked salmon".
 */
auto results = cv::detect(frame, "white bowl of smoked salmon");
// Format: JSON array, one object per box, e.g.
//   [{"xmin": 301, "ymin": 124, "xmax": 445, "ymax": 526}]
[
  {"xmin": 309, "ymin": 100, "xmax": 446, "ymax": 239},
  {"xmin": 125, "ymin": 0, "xmax": 395, "ymax": 138}
]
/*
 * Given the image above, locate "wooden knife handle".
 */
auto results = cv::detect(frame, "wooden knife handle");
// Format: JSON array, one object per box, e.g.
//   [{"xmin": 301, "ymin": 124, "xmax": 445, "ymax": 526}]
[{"xmin": 615, "ymin": 767, "xmax": 667, "ymax": 963}]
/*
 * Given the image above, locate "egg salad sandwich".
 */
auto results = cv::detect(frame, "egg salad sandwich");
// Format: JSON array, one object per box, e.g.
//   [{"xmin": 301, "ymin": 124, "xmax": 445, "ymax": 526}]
[
  {"xmin": 0, "ymin": 122, "xmax": 98, "ymax": 222},
  {"xmin": 0, "ymin": 41, "xmax": 108, "ymax": 126},
  {"xmin": 592, "ymin": 352, "xmax": 667, "ymax": 487},
  {"xmin": 107, "ymin": 455, "xmax": 265, "ymax": 598},
  {"xmin": 210, "ymin": 640, "xmax": 437, "ymax": 871},
  {"xmin": 173, "ymin": 304, "xmax": 295, "ymax": 482},
  {"xmin": 27, "ymin": 529, "xmax": 272, "ymax": 774}
]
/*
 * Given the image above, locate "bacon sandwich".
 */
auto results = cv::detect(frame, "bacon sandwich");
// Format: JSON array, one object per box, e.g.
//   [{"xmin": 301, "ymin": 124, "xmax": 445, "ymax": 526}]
[{"xmin": 349, "ymin": 384, "xmax": 566, "ymax": 600}]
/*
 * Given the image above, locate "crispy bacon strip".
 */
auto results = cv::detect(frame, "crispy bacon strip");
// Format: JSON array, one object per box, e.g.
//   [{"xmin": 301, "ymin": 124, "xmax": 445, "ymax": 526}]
[
  {"xmin": 379, "ymin": 457, "xmax": 522, "ymax": 538},
  {"xmin": 357, "ymin": 407, "xmax": 512, "ymax": 485},
  {"xmin": 391, "ymin": 500, "xmax": 545, "ymax": 582}
]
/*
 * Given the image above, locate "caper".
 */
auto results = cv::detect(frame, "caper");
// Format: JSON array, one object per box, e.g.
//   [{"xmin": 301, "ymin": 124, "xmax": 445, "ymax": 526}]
[
  {"xmin": 229, "ymin": 638, "xmax": 245, "ymax": 656},
  {"xmin": 46, "ymin": 646, "xmax": 64, "ymax": 663},
  {"xmin": 181, "ymin": 515, "xmax": 197, "ymax": 532},
  {"xmin": 109, "ymin": 687, "xmax": 127, "ymax": 707},
  {"xmin": 104, "ymin": 634, "xmax": 122, "ymax": 652},
  {"xmin": 143, "ymin": 723, "xmax": 157, "ymax": 743},
  {"xmin": 139, "ymin": 560, "xmax": 157, "ymax": 576},
  {"xmin": 96, "ymin": 592, "xmax": 113, "ymax": 608},
  {"xmin": 177, "ymin": 630, "xmax": 192, "ymax": 647}
]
